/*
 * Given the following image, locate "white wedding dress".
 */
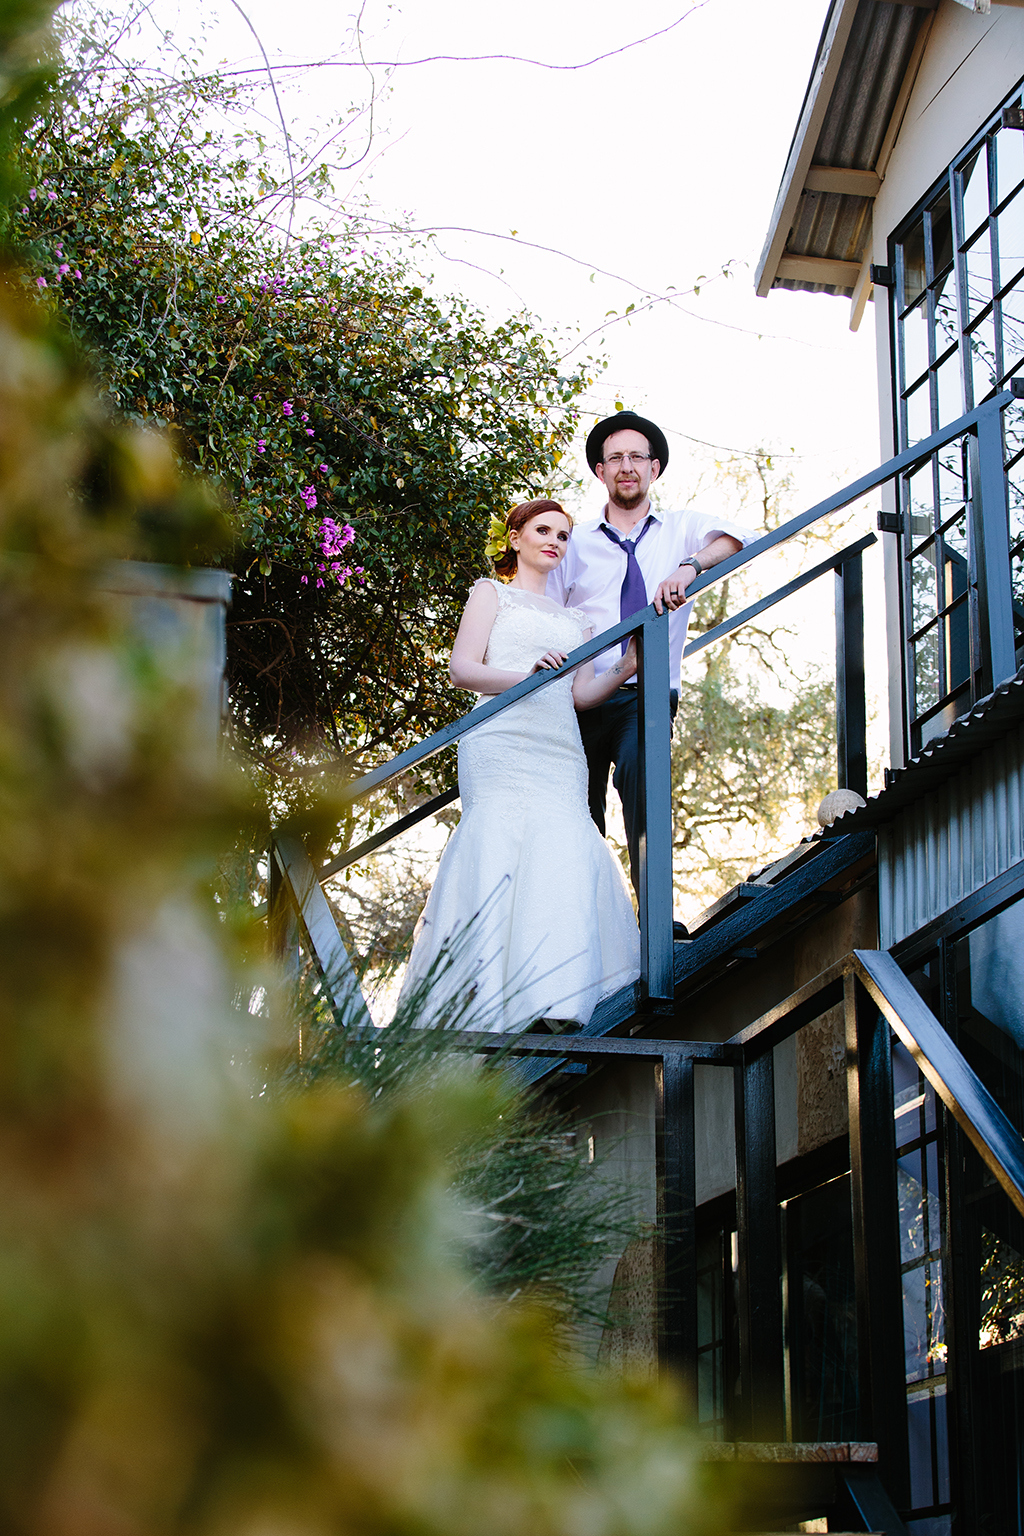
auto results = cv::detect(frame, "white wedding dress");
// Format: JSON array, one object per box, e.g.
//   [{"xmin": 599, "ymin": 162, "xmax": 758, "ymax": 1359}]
[{"xmin": 398, "ymin": 580, "xmax": 640, "ymax": 1033}]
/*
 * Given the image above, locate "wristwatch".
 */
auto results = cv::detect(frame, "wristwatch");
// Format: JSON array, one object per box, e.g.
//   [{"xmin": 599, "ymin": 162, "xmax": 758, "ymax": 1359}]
[{"xmin": 680, "ymin": 555, "xmax": 703, "ymax": 577}]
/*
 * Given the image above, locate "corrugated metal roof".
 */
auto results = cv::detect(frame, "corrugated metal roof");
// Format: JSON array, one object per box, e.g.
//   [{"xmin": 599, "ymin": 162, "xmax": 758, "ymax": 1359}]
[
  {"xmin": 756, "ymin": 0, "xmax": 935, "ymax": 301},
  {"xmin": 824, "ymin": 665, "xmax": 1024, "ymax": 830}
]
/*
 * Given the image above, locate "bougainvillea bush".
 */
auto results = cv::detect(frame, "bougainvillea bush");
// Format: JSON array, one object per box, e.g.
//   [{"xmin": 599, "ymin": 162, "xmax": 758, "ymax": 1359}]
[{"xmin": 12, "ymin": 5, "xmax": 592, "ymax": 770}]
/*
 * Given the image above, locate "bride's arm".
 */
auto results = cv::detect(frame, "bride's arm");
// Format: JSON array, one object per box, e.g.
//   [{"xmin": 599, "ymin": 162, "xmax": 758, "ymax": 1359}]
[
  {"xmin": 449, "ymin": 583, "xmax": 561, "ymax": 694},
  {"xmin": 571, "ymin": 633, "xmax": 638, "ymax": 710}
]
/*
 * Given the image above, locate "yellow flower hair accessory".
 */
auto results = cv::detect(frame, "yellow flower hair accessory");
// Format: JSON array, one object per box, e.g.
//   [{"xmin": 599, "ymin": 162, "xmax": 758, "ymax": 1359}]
[{"xmin": 484, "ymin": 513, "xmax": 512, "ymax": 562}]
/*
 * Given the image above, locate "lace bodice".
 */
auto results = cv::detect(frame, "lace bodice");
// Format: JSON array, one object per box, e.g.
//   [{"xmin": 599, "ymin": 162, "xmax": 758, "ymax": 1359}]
[{"xmin": 475, "ymin": 579, "xmax": 588, "ymax": 678}]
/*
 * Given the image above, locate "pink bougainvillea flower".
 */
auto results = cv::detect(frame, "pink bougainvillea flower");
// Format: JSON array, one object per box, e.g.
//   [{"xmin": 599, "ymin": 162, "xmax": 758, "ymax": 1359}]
[
  {"xmin": 305, "ymin": 428, "xmax": 314, "ymax": 437},
  {"xmin": 28, "ymin": 188, "xmax": 36, "ymax": 200},
  {"xmin": 36, "ymin": 276, "xmax": 46, "ymax": 289},
  {"xmin": 301, "ymin": 412, "xmax": 309, "ymax": 422},
  {"xmin": 316, "ymin": 578, "xmax": 325, "ymax": 588},
  {"xmin": 57, "ymin": 263, "xmax": 69, "ymax": 276},
  {"xmin": 74, "ymin": 270, "xmax": 81, "ymax": 280},
  {"xmin": 256, "ymin": 440, "xmax": 267, "ymax": 454},
  {"xmin": 215, "ymin": 296, "xmax": 226, "ymax": 304},
  {"xmin": 318, "ymin": 463, "xmax": 329, "ymax": 474},
  {"xmin": 282, "ymin": 400, "xmax": 293, "ymax": 416},
  {"xmin": 301, "ymin": 575, "xmax": 308, "ymax": 584},
  {"xmin": 47, "ymin": 190, "xmax": 56, "ymax": 200}
]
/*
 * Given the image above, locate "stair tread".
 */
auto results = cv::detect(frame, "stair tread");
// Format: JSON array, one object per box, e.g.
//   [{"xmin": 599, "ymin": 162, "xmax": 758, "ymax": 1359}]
[{"xmin": 698, "ymin": 1441, "xmax": 878, "ymax": 1463}]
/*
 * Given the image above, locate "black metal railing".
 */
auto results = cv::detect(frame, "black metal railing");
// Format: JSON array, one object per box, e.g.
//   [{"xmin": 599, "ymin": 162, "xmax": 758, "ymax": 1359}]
[{"xmin": 269, "ymin": 387, "xmax": 1018, "ymax": 1010}]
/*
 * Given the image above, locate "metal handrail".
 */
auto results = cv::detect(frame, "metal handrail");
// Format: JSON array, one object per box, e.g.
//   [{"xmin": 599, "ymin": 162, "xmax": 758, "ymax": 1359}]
[
  {"xmin": 271, "ymin": 390, "xmax": 1019, "ymax": 1011},
  {"xmin": 853, "ymin": 948, "xmax": 1024, "ymax": 1215}
]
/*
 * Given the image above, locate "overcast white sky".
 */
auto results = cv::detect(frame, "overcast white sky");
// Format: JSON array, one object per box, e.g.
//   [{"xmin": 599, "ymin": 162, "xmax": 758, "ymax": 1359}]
[{"xmin": 126, "ymin": 0, "xmax": 884, "ymax": 522}]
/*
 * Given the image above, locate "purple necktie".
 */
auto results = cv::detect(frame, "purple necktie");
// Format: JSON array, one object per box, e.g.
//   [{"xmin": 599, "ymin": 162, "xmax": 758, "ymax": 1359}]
[{"xmin": 601, "ymin": 515, "xmax": 654, "ymax": 653}]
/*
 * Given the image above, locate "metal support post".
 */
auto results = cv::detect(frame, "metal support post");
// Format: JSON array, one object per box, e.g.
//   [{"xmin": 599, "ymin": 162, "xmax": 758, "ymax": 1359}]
[
  {"xmin": 271, "ymin": 835, "xmax": 373, "ymax": 1030},
  {"xmin": 844, "ymin": 973, "xmax": 910, "ymax": 1507},
  {"xmin": 970, "ymin": 402, "xmax": 1016, "ymax": 694},
  {"xmin": 657, "ymin": 1052, "xmax": 696, "ymax": 1386},
  {"xmin": 637, "ymin": 609, "xmax": 674, "ymax": 1003},
  {"xmin": 835, "ymin": 551, "xmax": 868, "ymax": 798},
  {"xmin": 733, "ymin": 1048, "xmax": 785, "ymax": 1439}
]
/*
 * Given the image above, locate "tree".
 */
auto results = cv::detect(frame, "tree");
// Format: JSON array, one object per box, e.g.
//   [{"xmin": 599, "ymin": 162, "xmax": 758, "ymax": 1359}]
[
  {"xmin": 13, "ymin": 6, "xmax": 592, "ymax": 778},
  {"xmin": 670, "ymin": 452, "xmax": 838, "ymax": 909}
]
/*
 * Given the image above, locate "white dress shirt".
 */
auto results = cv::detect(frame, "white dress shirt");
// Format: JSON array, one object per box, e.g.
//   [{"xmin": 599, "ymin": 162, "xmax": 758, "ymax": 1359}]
[{"xmin": 546, "ymin": 506, "xmax": 755, "ymax": 691}]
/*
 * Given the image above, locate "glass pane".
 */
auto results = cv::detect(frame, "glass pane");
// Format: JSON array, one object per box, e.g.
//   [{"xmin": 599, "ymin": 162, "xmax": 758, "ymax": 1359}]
[
  {"xmin": 911, "ymin": 550, "xmax": 939, "ymax": 635},
  {"xmin": 934, "ymin": 348, "xmax": 963, "ymax": 429},
  {"xmin": 942, "ymin": 548, "xmax": 971, "ymax": 694},
  {"xmin": 784, "ymin": 1178, "xmax": 861, "ymax": 1442},
  {"xmin": 930, "ymin": 190, "xmax": 954, "ymax": 278},
  {"xmin": 959, "ymin": 903, "xmax": 1024, "ymax": 1135},
  {"xmin": 914, "ymin": 626, "xmax": 940, "ymax": 717},
  {"xmin": 936, "ymin": 450, "xmax": 967, "ymax": 525},
  {"xmin": 907, "ymin": 1385, "xmax": 950, "ymax": 1510},
  {"xmin": 961, "ymin": 145, "xmax": 990, "ymax": 242},
  {"xmin": 903, "ymin": 1258, "xmax": 945, "ymax": 1382},
  {"xmin": 899, "ymin": 1148, "xmax": 928, "ymax": 1262},
  {"xmin": 906, "ymin": 1517, "xmax": 952, "ymax": 1536},
  {"xmin": 906, "ymin": 377, "xmax": 933, "ymax": 446},
  {"xmin": 996, "ymin": 187, "xmax": 1024, "ymax": 293},
  {"xmin": 941, "ymin": 511, "xmax": 968, "ymax": 564},
  {"xmin": 1005, "ymin": 400, "xmax": 1024, "ymax": 471},
  {"xmin": 933, "ymin": 269, "xmax": 958, "ymax": 357},
  {"xmin": 893, "ymin": 1036, "xmax": 938, "ymax": 1145},
  {"xmin": 1007, "ymin": 448, "xmax": 1024, "ymax": 561},
  {"xmin": 902, "ymin": 216, "xmax": 927, "ymax": 309},
  {"xmin": 961, "ymin": 1146, "xmax": 1024, "ymax": 1534},
  {"xmin": 966, "ymin": 311, "xmax": 998, "ymax": 404},
  {"xmin": 996, "ymin": 116, "xmax": 1024, "ymax": 205},
  {"xmin": 979, "ymin": 1225, "xmax": 1024, "ymax": 1349},
  {"xmin": 906, "ymin": 459, "xmax": 936, "ymax": 542},
  {"xmin": 902, "ymin": 297, "xmax": 930, "ymax": 388},
  {"xmin": 999, "ymin": 278, "xmax": 1024, "ymax": 381},
  {"xmin": 965, "ymin": 226, "xmax": 993, "ymax": 319}
]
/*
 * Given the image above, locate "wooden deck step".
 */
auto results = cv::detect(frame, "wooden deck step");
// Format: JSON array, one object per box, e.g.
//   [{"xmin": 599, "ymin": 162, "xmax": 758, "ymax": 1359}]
[{"xmin": 697, "ymin": 1441, "xmax": 878, "ymax": 1463}]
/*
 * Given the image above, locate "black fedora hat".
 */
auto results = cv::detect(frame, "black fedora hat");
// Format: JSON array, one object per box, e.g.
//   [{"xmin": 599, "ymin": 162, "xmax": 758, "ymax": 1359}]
[{"xmin": 585, "ymin": 411, "xmax": 669, "ymax": 476}]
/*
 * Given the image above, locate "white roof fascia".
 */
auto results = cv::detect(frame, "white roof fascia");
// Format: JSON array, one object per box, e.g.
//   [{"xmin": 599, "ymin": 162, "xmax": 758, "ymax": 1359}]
[{"xmin": 754, "ymin": 0, "xmax": 863, "ymax": 298}]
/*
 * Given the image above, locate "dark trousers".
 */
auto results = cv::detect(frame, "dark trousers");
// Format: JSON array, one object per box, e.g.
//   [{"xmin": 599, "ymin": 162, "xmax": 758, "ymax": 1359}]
[{"xmin": 577, "ymin": 686, "xmax": 678, "ymax": 894}]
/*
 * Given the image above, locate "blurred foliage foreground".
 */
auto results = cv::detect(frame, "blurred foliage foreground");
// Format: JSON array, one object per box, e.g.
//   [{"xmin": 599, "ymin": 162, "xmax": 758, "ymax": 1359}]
[{"xmin": 0, "ymin": 266, "xmax": 728, "ymax": 1532}]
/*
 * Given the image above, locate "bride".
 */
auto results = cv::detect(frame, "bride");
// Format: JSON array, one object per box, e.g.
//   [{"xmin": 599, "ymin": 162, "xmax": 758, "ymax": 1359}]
[{"xmin": 398, "ymin": 499, "xmax": 641, "ymax": 1033}]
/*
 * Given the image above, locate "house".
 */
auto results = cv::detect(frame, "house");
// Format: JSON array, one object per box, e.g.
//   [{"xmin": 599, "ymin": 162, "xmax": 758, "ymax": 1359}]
[
  {"xmin": 561, "ymin": 3, "xmax": 1024, "ymax": 1530},
  {"xmin": 658, "ymin": 1, "xmax": 1024, "ymax": 1528}
]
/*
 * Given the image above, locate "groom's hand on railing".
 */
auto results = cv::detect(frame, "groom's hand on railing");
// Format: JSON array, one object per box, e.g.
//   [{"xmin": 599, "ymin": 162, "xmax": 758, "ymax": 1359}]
[{"xmin": 652, "ymin": 570, "xmax": 693, "ymax": 614}]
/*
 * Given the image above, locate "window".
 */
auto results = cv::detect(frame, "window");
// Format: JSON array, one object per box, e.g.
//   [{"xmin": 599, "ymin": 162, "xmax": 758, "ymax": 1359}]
[{"xmin": 890, "ymin": 86, "xmax": 1024, "ymax": 754}]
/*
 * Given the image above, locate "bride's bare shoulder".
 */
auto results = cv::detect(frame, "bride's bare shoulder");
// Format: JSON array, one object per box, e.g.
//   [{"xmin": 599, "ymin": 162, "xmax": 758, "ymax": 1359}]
[{"xmin": 467, "ymin": 578, "xmax": 503, "ymax": 610}]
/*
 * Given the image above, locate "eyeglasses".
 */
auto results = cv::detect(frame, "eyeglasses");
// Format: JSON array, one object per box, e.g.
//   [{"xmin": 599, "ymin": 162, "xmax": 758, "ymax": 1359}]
[{"xmin": 602, "ymin": 452, "xmax": 651, "ymax": 467}]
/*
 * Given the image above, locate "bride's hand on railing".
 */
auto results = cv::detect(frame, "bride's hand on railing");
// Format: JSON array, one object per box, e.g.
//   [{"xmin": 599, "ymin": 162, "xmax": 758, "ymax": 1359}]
[{"xmin": 532, "ymin": 650, "xmax": 568, "ymax": 672}]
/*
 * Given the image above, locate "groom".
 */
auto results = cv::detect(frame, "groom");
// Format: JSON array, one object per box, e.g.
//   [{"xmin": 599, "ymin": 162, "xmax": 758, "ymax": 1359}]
[{"xmin": 546, "ymin": 410, "xmax": 752, "ymax": 900}]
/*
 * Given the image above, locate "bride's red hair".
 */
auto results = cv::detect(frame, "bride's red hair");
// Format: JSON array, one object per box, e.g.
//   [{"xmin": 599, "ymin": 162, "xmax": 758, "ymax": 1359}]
[{"xmin": 492, "ymin": 499, "xmax": 573, "ymax": 578}]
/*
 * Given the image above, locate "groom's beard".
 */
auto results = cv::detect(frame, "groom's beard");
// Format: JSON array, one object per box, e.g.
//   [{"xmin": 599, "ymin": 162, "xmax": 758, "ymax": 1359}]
[{"xmin": 609, "ymin": 479, "xmax": 645, "ymax": 512}]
